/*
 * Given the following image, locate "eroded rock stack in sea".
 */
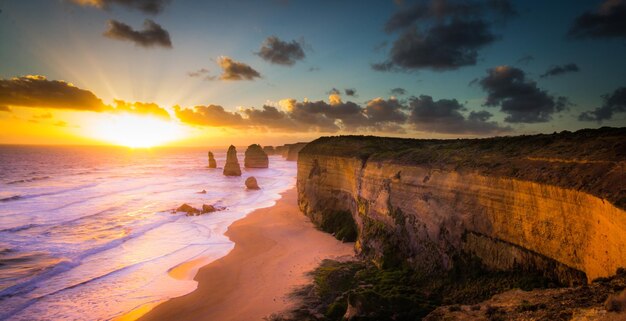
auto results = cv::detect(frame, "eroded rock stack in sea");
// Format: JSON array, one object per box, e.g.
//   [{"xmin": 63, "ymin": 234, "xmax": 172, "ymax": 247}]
[
  {"xmin": 263, "ymin": 146, "xmax": 275, "ymax": 155},
  {"xmin": 244, "ymin": 144, "xmax": 269, "ymax": 168},
  {"xmin": 208, "ymin": 151, "xmax": 217, "ymax": 168},
  {"xmin": 245, "ymin": 176, "xmax": 260, "ymax": 190},
  {"xmin": 223, "ymin": 145, "xmax": 242, "ymax": 176}
]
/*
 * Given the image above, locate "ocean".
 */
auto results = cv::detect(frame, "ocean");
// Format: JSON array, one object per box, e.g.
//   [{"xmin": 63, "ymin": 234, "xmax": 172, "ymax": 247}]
[{"xmin": 0, "ymin": 145, "xmax": 296, "ymax": 320}]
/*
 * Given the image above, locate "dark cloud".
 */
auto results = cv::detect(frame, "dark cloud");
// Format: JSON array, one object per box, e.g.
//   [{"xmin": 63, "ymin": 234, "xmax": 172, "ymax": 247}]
[
  {"xmin": 0, "ymin": 105, "xmax": 12, "ymax": 112},
  {"xmin": 217, "ymin": 57, "xmax": 261, "ymax": 81},
  {"xmin": 308, "ymin": 66, "xmax": 320, "ymax": 72},
  {"xmin": 256, "ymin": 36, "xmax": 306, "ymax": 66},
  {"xmin": 327, "ymin": 88, "xmax": 341, "ymax": 95},
  {"xmin": 569, "ymin": 0, "xmax": 626, "ymax": 39},
  {"xmin": 0, "ymin": 75, "xmax": 107, "ymax": 111},
  {"xmin": 173, "ymin": 105, "xmax": 244, "ymax": 126},
  {"xmin": 377, "ymin": 0, "xmax": 514, "ymax": 71},
  {"xmin": 578, "ymin": 87, "xmax": 626, "ymax": 122},
  {"xmin": 384, "ymin": 20, "xmax": 496, "ymax": 71},
  {"xmin": 516, "ymin": 54, "xmax": 534, "ymax": 65},
  {"xmin": 103, "ymin": 19, "xmax": 172, "ymax": 48},
  {"xmin": 390, "ymin": 87, "xmax": 407, "ymax": 96},
  {"xmin": 540, "ymin": 63, "xmax": 580, "ymax": 78},
  {"xmin": 364, "ymin": 98, "xmax": 407, "ymax": 123},
  {"xmin": 345, "ymin": 88, "xmax": 357, "ymax": 96},
  {"xmin": 71, "ymin": 0, "xmax": 170, "ymax": 14},
  {"xmin": 478, "ymin": 66, "xmax": 569, "ymax": 123},
  {"xmin": 112, "ymin": 100, "xmax": 170, "ymax": 119},
  {"xmin": 408, "ymin": 95, "xmax": 510, "ymax": 134}
]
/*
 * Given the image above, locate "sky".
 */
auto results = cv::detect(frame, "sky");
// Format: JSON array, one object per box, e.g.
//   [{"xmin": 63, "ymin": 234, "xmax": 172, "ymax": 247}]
[{"xmin": 0, "ymin": 0, "xmax": 625, "ymax": 147}]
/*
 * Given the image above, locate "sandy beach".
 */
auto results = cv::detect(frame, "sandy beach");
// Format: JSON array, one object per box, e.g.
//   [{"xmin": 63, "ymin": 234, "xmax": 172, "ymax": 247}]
[{"xmin": 135, "ymin": 187, "xmax": 354, "ymax": 321}]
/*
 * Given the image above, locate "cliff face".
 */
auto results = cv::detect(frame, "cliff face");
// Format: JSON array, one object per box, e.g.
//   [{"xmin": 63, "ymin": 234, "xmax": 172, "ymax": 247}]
[{"xmin": 297, "ymin": 128, "xmax": 626, "ymax": 285}]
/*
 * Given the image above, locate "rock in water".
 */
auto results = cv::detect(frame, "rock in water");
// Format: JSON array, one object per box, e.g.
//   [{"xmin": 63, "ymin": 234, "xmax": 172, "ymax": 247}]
[
  {"xmin": 176, "ymin": 203, "xmax": 200, "ymax": 215},
  {"xmin": 245, "ymin": 177, "xmax": 260, "ymax": 189},
  {"xmin": 223, "ymin": 145, "xmax": 242, "ymax": 176},
  {"xmin": 208, "ymin": 151, "xmax": 217, "ymax": 168},
  {"xmin": 244, "ymin": 144, "xmax": 269, "ymax": 168},
  {"xmin": 202, "ymin": 204, "xmax": 216, "ymax": 213},
  {"xmin": 263, "ymin": 146, "xmax": 275, "ymax": 155}
]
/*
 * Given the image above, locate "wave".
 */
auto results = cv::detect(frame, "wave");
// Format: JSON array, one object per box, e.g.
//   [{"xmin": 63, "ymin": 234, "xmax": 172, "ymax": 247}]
[
  {"xmin": 6, "ymin": 176, "xmax": 51, "ymax": 185},
  {"xmin": 0, "ymin": 195, "xmax": 22, "ymax": 202}
]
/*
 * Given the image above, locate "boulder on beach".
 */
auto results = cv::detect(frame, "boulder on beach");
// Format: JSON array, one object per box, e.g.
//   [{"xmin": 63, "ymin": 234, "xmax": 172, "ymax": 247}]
[
  {"xmin": 208, "ymin": 151, "xmax": 217, "ymax": 168},
  {"xmin": 223, "ymin": 145, "xmax": 242, "ymax": 176},
  {"xmin": 176, "ymin": 203, "xmax": 200, "ymax": 215},
  {"xmin": 263, "ymin": 146, "xmax": 275, "ymax": 155},
  {"xmin": 202, "ymin": 204, "xmax": 216, "ymax": 213},
  {"xmin": 245, "ymin": 177, "xmax": 260, "ymax": 190},
  {"xmin": 244, "ymin": 144, "xmax": 269, "ymax": 168}
]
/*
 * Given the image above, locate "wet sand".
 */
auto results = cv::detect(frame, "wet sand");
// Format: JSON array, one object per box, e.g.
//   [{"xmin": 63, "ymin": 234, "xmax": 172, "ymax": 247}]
[{"xmin": 136, "ymin": 187, "xmax": 354, "ymax": 321}]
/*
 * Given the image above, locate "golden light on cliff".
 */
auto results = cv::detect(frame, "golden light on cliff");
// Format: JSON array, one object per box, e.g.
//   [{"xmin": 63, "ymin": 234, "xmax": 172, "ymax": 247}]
[{"xmin": 90, "ymin": 114, "xmax": 186, "ymax": 148}]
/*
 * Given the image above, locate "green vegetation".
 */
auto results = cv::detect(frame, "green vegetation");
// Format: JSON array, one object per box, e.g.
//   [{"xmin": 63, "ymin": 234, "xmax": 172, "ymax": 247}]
[
  {"xmin": 317, "ymin": 210, "xmax": 358, "ymax": 242},
  {"xmin": 276, "ymin": 257, "xmax": 555, "ymax": 321}
]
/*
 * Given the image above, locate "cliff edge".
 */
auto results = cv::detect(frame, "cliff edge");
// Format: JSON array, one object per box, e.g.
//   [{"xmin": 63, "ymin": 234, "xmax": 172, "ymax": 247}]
[{"xmin": 297, "ymin": 127, "xmax": 626, "ymax": 285}]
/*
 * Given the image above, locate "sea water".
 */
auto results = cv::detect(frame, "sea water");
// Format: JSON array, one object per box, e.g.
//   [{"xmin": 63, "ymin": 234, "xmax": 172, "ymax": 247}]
[{"xmin": 0, "ymin": 146, "xmax": 296, "ymax": 320}]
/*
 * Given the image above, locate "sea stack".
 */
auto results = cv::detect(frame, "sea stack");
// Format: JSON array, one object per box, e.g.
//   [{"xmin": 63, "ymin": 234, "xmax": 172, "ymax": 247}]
[
  {"xmin": 244, "ymin": 144, "xmax": 269, "ymax": 168},
  {"xmin": 263, "ymin": 146, "xmax": 275, "ymax": 155},
  {"xmin": 223, "ymin": 145, "xmax": 241, "ymax": 176},
  {"xmin": 208, "ymin": 151, "xmax": 217, "ymax": 168}
]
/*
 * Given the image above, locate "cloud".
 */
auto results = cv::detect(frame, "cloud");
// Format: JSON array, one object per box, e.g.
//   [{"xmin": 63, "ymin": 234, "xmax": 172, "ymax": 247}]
[
  {"xmin": 569, "ymin": 0, "xmax": 626, "ymax": 39},
  {"xmin": 54, "ymin": 121, "xmax": 68, "ymax": 127},
  {"xmin": 33, "ymin": 112, "xmax": 53, "ymax": 119},
  {"xmin": 188, "ymin": 68, "xmax": 209, "ymax": 77},
  {"xmin": 408, "ymin": 95, "xmax": 510, "ymax": 134},
  {"xmin": 376, "ymin": 0, "xmax": 514, "ymax": 71},
  {"xmin": 0, "ymin": 75, "xmax": 107, "ymax": 111},
  {"xmin": 103, "ymin": 19, "xmax": 172, "ymax": 48},
  {"xmin": 344, "ymin": 88, "xmax": 357, "ymax": 96},
  {"xmin": 478, "ymin": 66, "xmax": 569, "ymax": 123},
  {"xmin": 173, "ymin": 105, "xmax": 244, "ymax": 126},
  {"xmin": 112, "ymin": 100, "xmax": 170, "ymax": 119},
  {"xmin": 217, "ymin": 57, "xmax": 261, "ymax": 81},
  {"xmin": 578, "ymin": 87, "xmax": 626, "ymax": 122},
  {"xmin": 364, "ymin": 97, "xmax": 407, "ymax": 123},
  {"xmin": 0, "ymin": 105, "xmax": 12, "ymax": 112},
  {"xmin": 256, "ymin": 36, "xmax": 306, "ymax": 66},
  {"xmin": 390, "ymin": 87, "xmax": 407, "ymax": 96},
  {"xmin": 540, "ymin": 63, "xmax": 580, "ymax": 78},
  {"xmin": 308, "ymin": 66, "xmax": 320, "ymax": 72},
  {"xmin": 70, "ymin": 0, "xmax": 171, "ymax": 14}
]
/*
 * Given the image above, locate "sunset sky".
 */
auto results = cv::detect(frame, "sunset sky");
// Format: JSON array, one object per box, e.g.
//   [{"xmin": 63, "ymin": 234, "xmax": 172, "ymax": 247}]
[{"xmin": 0, "ymin": 0, "xmax": 625, "ymax": 147}]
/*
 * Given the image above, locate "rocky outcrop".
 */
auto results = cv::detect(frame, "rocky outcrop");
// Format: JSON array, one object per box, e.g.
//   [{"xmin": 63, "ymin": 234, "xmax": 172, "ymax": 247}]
[
  {"xmin": 175, "ymin": 203, "xmax": 220, "ymax": 216},
  {"xmin": 244, "ymin": 144, "xmax": 269, "ymax": 168},
  {"xmin": 245, "ymin": 177, "xmax": 260, "ymax": 190},
  {"xmin": 277, "ymin": 142, "xmax": 308, "ymax": 161},
  {"xmin": 208, "ymin": 151, "xmax": 217, "ymax": 168},
  {"xmin": 297, "ymin": 128, "xmax": 626, "ymax": 285},
  {"xmin": 263, "ymin": 146, "xmax": 275, "ymax": 155},
  {"xmin": 223, "ymin": 145, "xmax": 242, "ymax": 176}
]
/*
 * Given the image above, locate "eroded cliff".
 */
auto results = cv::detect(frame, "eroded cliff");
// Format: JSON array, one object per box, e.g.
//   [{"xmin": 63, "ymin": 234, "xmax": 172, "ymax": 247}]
[{"xmin": 297, "ymin": 128, "xmax": 626, "ymax": 285}]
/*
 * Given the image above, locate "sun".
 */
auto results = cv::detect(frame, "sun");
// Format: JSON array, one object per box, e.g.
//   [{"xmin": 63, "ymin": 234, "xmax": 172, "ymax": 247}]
[{"xmin": 91, "ymin": 114, "xmax": 186, "ymax": 148}]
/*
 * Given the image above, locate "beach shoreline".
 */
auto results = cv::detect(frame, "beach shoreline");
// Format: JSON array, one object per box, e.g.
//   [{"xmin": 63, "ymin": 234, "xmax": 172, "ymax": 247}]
[{"xmin": 131, "ymin": 187, "xmax": 353, "ymax": 321}]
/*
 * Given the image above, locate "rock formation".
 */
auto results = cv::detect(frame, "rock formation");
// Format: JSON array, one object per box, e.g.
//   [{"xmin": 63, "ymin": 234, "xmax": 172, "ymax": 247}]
[
  {"xmin": 286, "ymin": 142, "xmax": 307, "ymax": 161},
  {"xmin": 244, "ymin": 144, "xmax": 269, "ymax": 168},
  {"xmin": 245, "ymin": 176, "xmax": 260, "ymax": 190},
  {"xmin": 223, "ymin": 145, "xmax": 242, "ymax": 176},
  {"xmin": 263, "ymin": 146, "xmax": 275, "ymax": 155},
  {"xmin": 176, "ymin": 203, "xmax": 200, "ymax": 215},
  {"xmin": 297, "ymin": 128, "xmax": 626, "ymax": 285},
  {"xmin": 202, "ymin": 204, "xmax": 216, "ymax": 213},
  {"xmin": 208, "ymin": 151, "xmax": 217, "ymax": 168}
]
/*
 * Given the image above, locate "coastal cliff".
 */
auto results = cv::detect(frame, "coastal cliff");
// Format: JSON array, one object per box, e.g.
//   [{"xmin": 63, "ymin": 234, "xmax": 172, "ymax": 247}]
[{"xmin": 297, "ymin": 128, "xmax": 626, "ymax": 285}]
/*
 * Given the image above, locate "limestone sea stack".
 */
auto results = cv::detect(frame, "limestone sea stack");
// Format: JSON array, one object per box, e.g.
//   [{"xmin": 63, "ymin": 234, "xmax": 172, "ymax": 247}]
[
  {"xmin": 245, "ymin": 176, "xmax": 260, "ymax": 190},
  {"xmin": 244, "ymin": 144, "xmax": 269, "ymax": 168},
  {"xmin": 223, "ymin": 145, "xmax": 242, "ymax": 176},
  {"xmin": 208, "ymin": 151, "xmax": 217, "ymax": 168},
  {"xmin": 263, "ymin": 146, "xmax": 275, "ymax": 155}
]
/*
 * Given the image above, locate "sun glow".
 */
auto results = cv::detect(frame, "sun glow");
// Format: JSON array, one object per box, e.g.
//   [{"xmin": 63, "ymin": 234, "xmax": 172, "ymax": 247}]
[{"xmin": 91, "ymin": 114, "xmax": 186, "ymax": 148}]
